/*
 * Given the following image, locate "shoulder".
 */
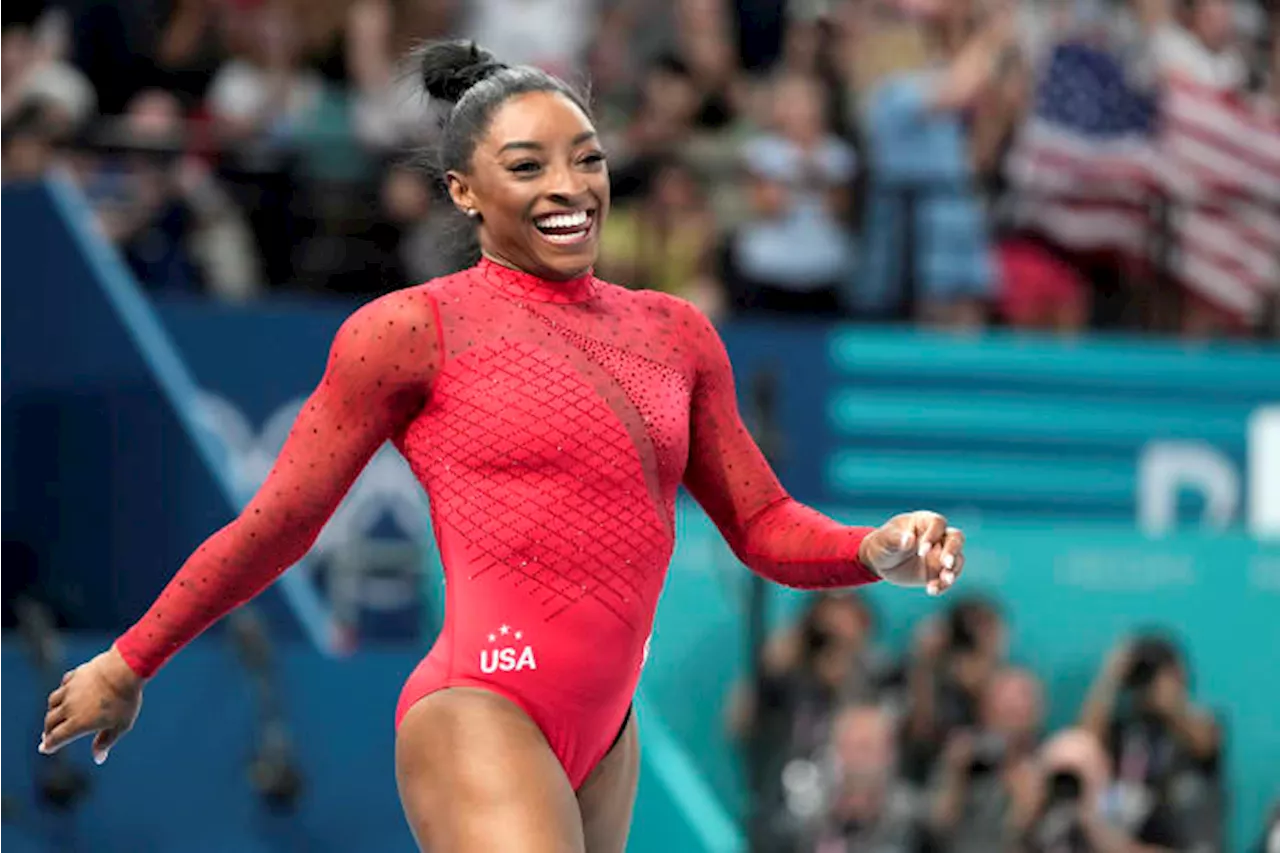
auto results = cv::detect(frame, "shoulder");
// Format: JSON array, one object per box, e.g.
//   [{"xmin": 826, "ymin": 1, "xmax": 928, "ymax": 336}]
[
  {"xmin": 598, "ymin": 281, "xmax": 715, "ymax": 332},
  {"xmin": 339, "ymin": 284, "xmax": 441, "ymax": 338},
  {"xmin": 326, "ymin": 285, "xmax": 444, "ymax": 385}
]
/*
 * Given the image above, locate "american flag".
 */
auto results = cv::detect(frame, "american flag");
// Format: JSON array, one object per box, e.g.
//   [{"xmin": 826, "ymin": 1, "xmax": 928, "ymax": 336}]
[{"xmin": 1007, "ymin": 40, "xmax": 1280, "ymax": 323}]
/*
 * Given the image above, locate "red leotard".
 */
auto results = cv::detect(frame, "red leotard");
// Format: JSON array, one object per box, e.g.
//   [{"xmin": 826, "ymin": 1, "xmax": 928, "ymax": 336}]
[{"xmin": 115, "ymin": 259, "xmax": 879, "ymax": 788}]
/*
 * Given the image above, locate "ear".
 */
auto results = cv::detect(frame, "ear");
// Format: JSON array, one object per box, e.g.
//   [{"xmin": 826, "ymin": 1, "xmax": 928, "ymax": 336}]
[{"xmin": 445, "ymin": 171, "xmax": 478, "ymax": 218}]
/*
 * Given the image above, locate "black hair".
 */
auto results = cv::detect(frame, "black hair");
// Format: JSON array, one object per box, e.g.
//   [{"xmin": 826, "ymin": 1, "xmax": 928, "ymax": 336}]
[{"xmin": 416, "ymin": 40, "xmax": 592, "ymax": 178}]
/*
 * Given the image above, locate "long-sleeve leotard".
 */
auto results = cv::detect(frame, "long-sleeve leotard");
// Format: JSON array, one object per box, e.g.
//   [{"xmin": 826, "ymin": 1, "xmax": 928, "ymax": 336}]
[{"xmin": 115, "ymin": 261, "xmax": 879, "ymax": 784}]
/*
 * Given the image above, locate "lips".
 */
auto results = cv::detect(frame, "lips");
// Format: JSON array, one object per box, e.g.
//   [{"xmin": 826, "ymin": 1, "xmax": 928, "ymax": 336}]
[{"xmin": 533, "ymin": 209, "xmax": 595, "ymax": 245}]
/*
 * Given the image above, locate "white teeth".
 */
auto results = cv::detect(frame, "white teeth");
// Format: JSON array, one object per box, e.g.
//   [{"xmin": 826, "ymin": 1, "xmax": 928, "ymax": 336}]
[{"xmin": 535, "ymin": 211, "xmax": 589, "ymax": 229}]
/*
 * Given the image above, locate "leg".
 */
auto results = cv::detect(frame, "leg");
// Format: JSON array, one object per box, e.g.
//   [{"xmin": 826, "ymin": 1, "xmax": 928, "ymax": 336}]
[
  {"xmin": 578, "ymin": 710, "xmax": 641, "ymax": 853},
  {"xmin": 396, "ymin": 687, "xmax": 586, "ymax": 853}
]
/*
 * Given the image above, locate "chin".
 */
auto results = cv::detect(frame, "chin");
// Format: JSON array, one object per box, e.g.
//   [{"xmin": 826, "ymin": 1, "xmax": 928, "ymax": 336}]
[{"xmin": 526, "ymin": 238, "xmax": 599, "ymax": 280}]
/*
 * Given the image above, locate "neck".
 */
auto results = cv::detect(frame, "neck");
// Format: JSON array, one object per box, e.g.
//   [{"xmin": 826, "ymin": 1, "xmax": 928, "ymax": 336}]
[{"xmin": 476, "ymin": 255, "xmax": 597, "ymax": 304}]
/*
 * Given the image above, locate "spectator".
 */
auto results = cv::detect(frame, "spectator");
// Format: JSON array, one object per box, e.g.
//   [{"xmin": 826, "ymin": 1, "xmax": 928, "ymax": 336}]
[
  {"xmin": 1079, "ymin": 633, "xmax": 1224, "ymax": 852},
  {"xmin": 807, "ymin": 703, "xmax": 932, "ymax": 853},
  {"xmin": 2, "ymin": 12, "xmax": 97, "ymax": 136},
  {"xmin": 728, "ymin": 592, "xmax": 893, "ymax": 851},
  {"xmin": 1017, "ymin": 728, "xmax": 1150, "ymax": 853},
  {"xmin": 604, "ymin": 54, "xmax": 704, "ymax": 203},
  {"xmin": 459, "ymin": 0, "xmax": 598, "ymax": 81},
  {"xmin": 843, "ymin": 0, "xmax": 1015, "ymax": 328},
  {"xmin": 724, "ymin": 72, "xmax": 856, "ymax": 318},
  {"xmin": 596, "ymin": 156, "xmax": 727, "ymax": 317},
  {"xmin": 206, "ymin": 3, "xmax": 325, "ymax": 147},
  {"xmin": 928, "ymin": 667, "xmax": 1045, "ymax": 852},
  {"xmin": 901, "ymin": 596, "xmax": 1009, "ymax": 783}
]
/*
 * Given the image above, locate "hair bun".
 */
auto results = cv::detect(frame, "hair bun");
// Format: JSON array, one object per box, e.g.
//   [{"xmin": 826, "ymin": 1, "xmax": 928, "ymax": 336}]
[{"xmin": 417, "ymin": 40, "xmax": 507, "ymax": 105}]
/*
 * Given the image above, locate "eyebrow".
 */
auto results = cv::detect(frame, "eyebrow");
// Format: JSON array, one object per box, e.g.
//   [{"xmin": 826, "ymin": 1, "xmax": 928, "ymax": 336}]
[{"xmin": 497, "ymin": 131, "xmax": 597, "ymax": 154}]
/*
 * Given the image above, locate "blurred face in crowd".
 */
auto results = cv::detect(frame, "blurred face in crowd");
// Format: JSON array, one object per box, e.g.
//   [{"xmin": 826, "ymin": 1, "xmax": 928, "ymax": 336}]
[
  {"xmin": 1, "ymin": 26, "xmax": 34, "ymax": 82},
  {"xmin": 772, "ymin": 74, "xmax": 827, "ymax": 146},
  {"xmin": 644, "ymin": 63, "xmax": 699, "ymax": 126},
  {"xmin": 833, "ymin": 705, "xmax": 897, "ymax": 798},
  {"xmin": 1189, "ymin": 0, "xmax": 1235, "ymax": 51},
  {"xmin": 980, "ymin": 668, "xmax": 1043, "ymax": 747},
  {"xmin": 1142, "ymin": 662, "xmax": 1188, "ymax": 715},
  {"xmin": 449, "ymin": 91, "xmax": 610, "ymax": 281},
  {"xmin": 2, "ymin": 133, "xmax": 55, "ymax": 180},
  {"xmin": 651, "ymin": 163, "xmax": 701, "ymax": 213}
]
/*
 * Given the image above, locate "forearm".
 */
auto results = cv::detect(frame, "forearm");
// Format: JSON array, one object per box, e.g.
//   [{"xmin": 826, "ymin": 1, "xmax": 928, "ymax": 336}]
[
  {"xmin": 115, "ymin": 512, "xmax": 320, "ymax": 678},
  {"xmin": 1079, "ymin": 676, "xmax": 1120, "ymax": 737},
  {"xmin": 729, "ymin": 496, "xmax": 878, "ymax": 589},
  {"xmin": 930, "ymin": 772, "xmax": 967, "ymax": 830}
]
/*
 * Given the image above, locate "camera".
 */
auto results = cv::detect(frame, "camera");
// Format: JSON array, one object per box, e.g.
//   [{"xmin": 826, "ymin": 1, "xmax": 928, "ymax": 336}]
[
  {"xmin": 1123, "ymin": 636, "xmax": 1179, "ymax": 691},
  {"xmin": 1025, "ymin": 771, "xmax": 1090, "ymax": 853},
  {"xmin": 967, "ymin": 732, "xmax": 1007, "ymax": 777}
]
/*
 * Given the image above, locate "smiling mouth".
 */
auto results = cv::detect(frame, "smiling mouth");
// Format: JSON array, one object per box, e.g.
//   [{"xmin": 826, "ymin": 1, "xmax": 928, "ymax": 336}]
[{"xmin": 533, "ymin": 209, "xmax": 596, "ymax": 245}]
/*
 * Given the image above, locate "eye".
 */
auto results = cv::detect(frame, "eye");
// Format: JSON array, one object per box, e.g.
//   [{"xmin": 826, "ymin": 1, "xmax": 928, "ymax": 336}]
[
  {"xmin": 580, "ymin": 152, "xmax": 607, "ymax": 168},
  {"xmin": 509, "ymin": 161, "xmax": 542, "ymax": 175}
]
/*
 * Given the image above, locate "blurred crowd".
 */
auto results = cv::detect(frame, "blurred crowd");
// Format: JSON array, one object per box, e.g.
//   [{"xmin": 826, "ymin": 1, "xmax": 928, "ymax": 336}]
[
  {"xmin": 3, "ymin": 0, "xmax": 1277, "ymax": 337},
  {"xmin": 726, "ymin": 592, "xmax": 1252, "ymax": 853}
]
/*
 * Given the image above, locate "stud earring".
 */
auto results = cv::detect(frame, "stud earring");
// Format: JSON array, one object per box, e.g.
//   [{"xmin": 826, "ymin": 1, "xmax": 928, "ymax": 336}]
[{"xmin": 465, "ymin": 208, "xmax": 479, "ymax": 219}]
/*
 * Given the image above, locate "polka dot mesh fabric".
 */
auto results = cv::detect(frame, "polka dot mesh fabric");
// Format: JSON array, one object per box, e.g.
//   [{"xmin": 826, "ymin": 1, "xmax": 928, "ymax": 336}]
[{"xmin": 115, "ymin": 258, "xmax": 877, "ymax": 684}]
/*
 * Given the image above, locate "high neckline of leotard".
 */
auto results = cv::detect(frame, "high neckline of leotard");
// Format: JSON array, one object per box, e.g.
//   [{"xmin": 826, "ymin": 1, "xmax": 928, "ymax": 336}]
[{"xmin": 476, "ymin": 257, "xmax": 599, "ymax": 305}]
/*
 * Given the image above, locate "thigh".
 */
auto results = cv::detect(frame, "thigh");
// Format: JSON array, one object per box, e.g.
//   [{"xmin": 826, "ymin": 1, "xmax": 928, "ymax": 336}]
[
  {"xmin": 577, "ymin": 711, "xmax": 641, "ymax": 853},
  {"xmin": 396, "ymin": 687, "xmax": 586, "ymax": 853}
]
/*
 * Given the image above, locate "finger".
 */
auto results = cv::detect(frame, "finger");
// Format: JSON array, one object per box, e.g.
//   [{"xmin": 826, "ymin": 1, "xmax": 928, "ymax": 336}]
[
  {"xmin": 923, "ymin": 544, "xmax": 946, "ymax": 596},
  {"xmin": 92, "ymin": 728, "xmax": 123, "ymax": 765},
  {"xmin": 47, "ymin": 685, "xmax": 68, "ymax": 711},
  {"xmin": 61, "ymin": 670, "xmax": 77, "ymax": 686},
  {"xmin": 40, "ymin": 718, "xmax": 96, "ymax": 755},
  {"xmin": 43, "ymin": 705, "xmax": 69, "ymax": 736},
  {"xmin": 938, "ymin": 527, "xmax": 966, "ymax": 588},
  {"xmin": 914, "ymin": 512, "xmax": 949, "ymax": 559}
]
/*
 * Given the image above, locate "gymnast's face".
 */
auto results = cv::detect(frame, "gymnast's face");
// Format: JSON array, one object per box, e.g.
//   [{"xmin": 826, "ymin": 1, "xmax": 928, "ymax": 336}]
[{"xmin": 449, "ymin": 90, "xmax": 610, "ymax": 282}]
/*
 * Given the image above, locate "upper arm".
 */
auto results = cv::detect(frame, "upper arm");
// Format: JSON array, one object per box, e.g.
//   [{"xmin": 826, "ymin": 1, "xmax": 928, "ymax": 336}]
[
  {"xmin": 236, "ymin": 288, "xmax": 441, "ymax": 533},
  {"xmin": 680, "ymin": 299, "xmax": 787, "ymax": 537}
]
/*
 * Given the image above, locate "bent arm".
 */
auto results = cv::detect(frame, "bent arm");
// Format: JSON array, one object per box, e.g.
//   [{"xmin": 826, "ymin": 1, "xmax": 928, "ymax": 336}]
[
  {"xmin": 679, "ymin": 302, "xmax": 878, "ymax": 589},
  {"xmin": 114, "ymin": 289, "xmax": 442, "ymax": 678}
]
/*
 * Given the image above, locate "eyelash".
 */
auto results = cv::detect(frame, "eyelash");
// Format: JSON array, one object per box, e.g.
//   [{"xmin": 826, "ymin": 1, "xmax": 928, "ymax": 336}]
[{"xmin": 508, "ymin": 152, "xmax": 607, "ymax": 176}]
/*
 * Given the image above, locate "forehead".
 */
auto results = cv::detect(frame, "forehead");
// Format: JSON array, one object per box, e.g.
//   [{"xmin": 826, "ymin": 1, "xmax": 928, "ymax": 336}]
[{"xmin": 480, "ymin": 90, "xmax": 595, "ymax": 152}]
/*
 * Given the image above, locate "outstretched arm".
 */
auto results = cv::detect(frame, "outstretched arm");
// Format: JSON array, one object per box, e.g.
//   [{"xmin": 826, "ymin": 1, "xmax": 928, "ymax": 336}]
[
  {"xmin": 679, "ymin": 302, "xmax": 966, "ymax": 593},
  {"xmin": 680, "ymin": 303, "xmax": 878, "ymax": 588},
  {"xmin": 41, "ymin": 287, "xmax": 442, "ymax": 763},
  {"xmin": 115, "ymin": 288, "xmax": 442, "ymax": 678}
]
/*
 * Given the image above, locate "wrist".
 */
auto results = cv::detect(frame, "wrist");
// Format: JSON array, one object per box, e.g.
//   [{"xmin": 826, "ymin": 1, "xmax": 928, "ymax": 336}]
[{"xmin": 109, "ymin": 641, "xmax": 147, "ymax": 686}]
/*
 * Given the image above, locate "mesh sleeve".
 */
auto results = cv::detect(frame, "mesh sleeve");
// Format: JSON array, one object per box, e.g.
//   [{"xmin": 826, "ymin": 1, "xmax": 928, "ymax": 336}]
[
  {"xmin": 114, "ymin": 289, "xmax": 442, "ymax": 678},
  {"xmin": 680, "ymin": 304, "xmax": 879, "ymax": 589}
]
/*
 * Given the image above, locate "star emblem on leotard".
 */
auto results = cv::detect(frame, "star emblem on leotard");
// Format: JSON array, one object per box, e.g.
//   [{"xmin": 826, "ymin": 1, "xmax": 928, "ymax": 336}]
[{"xmin": 487, "ymin": 626, "xmax": 524, "ymax": 643}]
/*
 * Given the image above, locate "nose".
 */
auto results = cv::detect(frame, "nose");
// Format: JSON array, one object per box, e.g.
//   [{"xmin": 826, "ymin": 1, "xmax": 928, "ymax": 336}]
[{"xmin": 544, "ymin": 160, "xmax": 590, "ymax": 207}]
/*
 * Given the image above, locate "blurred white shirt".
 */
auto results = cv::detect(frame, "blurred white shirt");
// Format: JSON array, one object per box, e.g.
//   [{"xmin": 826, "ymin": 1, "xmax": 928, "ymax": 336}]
[{"xmin": 462, "ymin": 0, "xmax": 598, "ymax": 79}]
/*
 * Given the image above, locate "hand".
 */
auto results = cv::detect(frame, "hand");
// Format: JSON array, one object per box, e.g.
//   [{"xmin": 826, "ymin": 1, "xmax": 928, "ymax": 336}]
[
  {"xmin": 40, "ymin": 645, "xmax": 144, "ymax": 765},
  {"xmin": 1101, "ymin": 642, "xmax": 1134, "ymax": 685},
  {"xmin": 943, "ymin": 729, "xmax": 976, "ymax": 772},
  {"xmin": 859, "ymin": 511, "xmax": 965, "ymax": 595}
]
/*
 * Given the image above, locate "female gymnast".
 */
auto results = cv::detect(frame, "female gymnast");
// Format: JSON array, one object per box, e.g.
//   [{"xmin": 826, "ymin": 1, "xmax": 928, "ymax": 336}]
[{"xmin": 39, "ymin": 40, "xmax": 967, "ymax": 853}]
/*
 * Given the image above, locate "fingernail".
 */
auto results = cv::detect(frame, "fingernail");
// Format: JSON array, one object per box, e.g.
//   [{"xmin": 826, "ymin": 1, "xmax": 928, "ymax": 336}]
[
  {"xmin": 918, "ymin": 540, "xmax": 931, "ymax": 559},
  {"xmin": 93, "ymin": 750, "xmax": 108, "ymax": 766},
  {"xmin": 942, "ymin": 553, "xmax": 955, "ymax": 571},
  {"xmin": 926, "ymin": 581, "xmax": 940, "ymax": 596},
  {"xmin": 941, "ymin": 569, "xmax": 955, "ymax": 585},
  {"xmin": 37, "ymin": 738, "xmax": 47, "ymax": 754},
  {"xmin": 900, "ymin": 531, "xmax": 911, "ymax": 549}
]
